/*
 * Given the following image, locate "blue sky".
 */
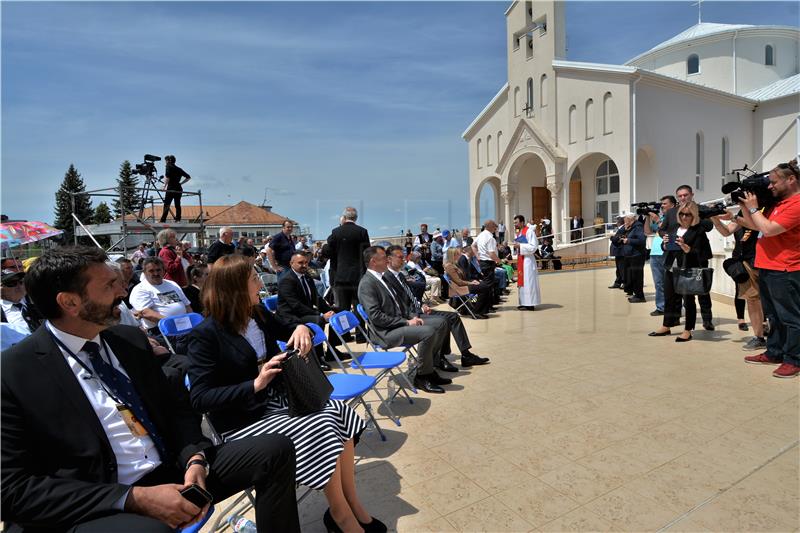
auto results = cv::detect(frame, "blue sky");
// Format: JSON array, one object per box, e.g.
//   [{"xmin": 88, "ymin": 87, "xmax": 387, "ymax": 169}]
[{"xmin": 3, "ymin": 1, "xmax": 797, "ymax": 239}]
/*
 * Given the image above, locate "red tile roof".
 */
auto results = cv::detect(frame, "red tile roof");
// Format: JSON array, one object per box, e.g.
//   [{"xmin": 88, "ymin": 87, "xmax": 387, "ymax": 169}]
[{"xmin": 120, "ymin": 201, "xmax": 296, "ymax": 226}]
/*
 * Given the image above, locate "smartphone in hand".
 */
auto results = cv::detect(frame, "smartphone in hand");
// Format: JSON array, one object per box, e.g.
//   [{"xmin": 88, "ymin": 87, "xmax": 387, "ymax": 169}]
[{"xmin": 180, "ymin": 484, "xmax": 213, "ymax": 508}]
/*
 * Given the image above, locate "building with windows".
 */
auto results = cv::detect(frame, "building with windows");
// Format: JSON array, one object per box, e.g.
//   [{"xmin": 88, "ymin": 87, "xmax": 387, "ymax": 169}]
[{"xmin": 463, "ymin": 1, "xmax": 799, "ymax": 242}]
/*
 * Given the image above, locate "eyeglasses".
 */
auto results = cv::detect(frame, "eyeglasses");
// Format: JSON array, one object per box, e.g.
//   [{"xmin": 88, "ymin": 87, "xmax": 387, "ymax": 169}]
[
  {"xmin": 2, "ymin": 279, "xmax": 22, "ymax": 288},
  {"xmin": 679, "ymin": 212, "xmax": 693, "ymax": 218}
]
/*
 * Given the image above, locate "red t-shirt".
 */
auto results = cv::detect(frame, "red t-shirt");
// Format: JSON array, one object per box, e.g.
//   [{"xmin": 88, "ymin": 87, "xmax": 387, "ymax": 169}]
[{"xmin": 755, "ymin": 194, "xmax": 800, "ymax": 272}]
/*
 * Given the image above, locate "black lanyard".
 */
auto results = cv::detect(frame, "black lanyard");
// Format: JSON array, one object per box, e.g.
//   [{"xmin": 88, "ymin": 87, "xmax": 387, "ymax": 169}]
[{"xmin": 48, "ymin": 330, "xmax": 127, "ymax": 406}]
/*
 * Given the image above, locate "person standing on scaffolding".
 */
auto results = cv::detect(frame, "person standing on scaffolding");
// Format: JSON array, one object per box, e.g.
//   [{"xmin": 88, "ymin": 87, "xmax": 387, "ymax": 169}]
[{"xmin": 159, "ymin": 154, "xmax": 191, "ymax": 223}]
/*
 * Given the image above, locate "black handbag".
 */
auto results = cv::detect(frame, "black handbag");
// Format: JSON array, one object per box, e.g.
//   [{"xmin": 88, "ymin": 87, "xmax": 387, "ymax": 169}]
[
  {"xmin": 672, "ymin": 252, "xmax": 714, "ymax": 296},
  {"xmin": 279, "ymin": 350, "xmax": 333, "ymax": 417}
]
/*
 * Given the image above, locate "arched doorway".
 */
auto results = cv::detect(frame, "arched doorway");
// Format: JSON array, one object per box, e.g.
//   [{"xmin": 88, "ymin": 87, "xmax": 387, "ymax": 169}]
[
  {"xmin": 475, "ymin": 177, "xmax": 501, "ymax": 226},
  {"xmin": 566, "ymin": 153, "xmax": 620, "ymax": 226},
  {"xmin": 507, "ymin": 154, "xmax": 548, "ymax": 224}
]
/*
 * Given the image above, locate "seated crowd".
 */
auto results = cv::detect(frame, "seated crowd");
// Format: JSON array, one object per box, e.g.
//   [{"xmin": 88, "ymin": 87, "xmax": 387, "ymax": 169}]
[{"xmin": 1, "ymin": 205, "xmax": 552, "ymax": 532}]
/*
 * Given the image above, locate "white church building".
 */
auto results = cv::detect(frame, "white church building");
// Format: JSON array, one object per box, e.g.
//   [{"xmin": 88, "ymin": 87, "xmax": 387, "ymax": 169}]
[{"xmin": 463, "ymin": 0, "xmax": 800, "ymax": 242}]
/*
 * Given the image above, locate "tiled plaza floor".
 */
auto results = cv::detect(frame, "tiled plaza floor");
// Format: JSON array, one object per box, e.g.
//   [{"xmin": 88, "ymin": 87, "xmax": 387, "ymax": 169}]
[{"xmin": 213, "ymin": 267, "xmax": 799, "ymax": 532}]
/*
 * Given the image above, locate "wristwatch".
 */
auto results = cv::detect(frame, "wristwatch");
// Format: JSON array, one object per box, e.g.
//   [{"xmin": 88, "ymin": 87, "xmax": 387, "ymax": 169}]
[
  {"xmin": 186, "ymin": 458, "xmax": 210, "ymax": 476},
  {"xmin": 748, "ymin": 207, "xmax": 759, "ymax": 215}
]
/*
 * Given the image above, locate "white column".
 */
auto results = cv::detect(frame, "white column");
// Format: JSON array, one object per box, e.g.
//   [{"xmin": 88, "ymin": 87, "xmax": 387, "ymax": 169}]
[
  {"xmin": 501, "ymin": 189, "xmax": 515, "ymax": 238},
  {"xmin": 546, "ymin": 178, "xmax": 563, "ymax": 244}
]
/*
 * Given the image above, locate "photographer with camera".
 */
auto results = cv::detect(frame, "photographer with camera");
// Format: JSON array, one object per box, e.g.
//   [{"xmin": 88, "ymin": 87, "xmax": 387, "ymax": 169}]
[
  {"xmin": 159, "ymin": 155, "xmax": 191, "ymax": 223},
  {"xmin": 659, "ymin": 185, "xmax": 715, "ymax": 330},
  {"xmin": 738, "ymin": 160, "xmax": 800, "ymax": 379},
  {"xmin": 710, "ymin": 211, "xmax": 765, "ymax": 350},
  {"xmin": 644, "ymin": 196, "xmax": 677, "ymax": 315}
]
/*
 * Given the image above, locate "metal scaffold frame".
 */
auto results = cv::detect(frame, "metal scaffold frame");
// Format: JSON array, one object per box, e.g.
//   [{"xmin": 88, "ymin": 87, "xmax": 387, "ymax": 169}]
[{"xmin": 69, "ymin": 185, "xmax": 206, "ymax": 255}]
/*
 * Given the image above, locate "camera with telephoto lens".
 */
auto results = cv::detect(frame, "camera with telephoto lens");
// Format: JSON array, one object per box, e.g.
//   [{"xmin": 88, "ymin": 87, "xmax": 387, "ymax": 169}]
[
  {"xmin": 631, "ymin": 202, "xmax": 660, "ymax": 216},
  {"xmin": 132, "ymin": 154, "xmax": 161, "ymax": 178},
  {"xmin": 698, "ymin": 202, "xmax": 729, "ymax": 219},
  {"xmin": 722, "ymin": 165, "xmax": 775, "ymax": 209}
]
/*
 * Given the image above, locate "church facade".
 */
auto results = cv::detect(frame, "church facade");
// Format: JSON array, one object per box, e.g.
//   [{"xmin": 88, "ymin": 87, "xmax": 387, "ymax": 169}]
[{"xmin": 463, "ymin": 1, "xmax": 800, "ymax": 242}]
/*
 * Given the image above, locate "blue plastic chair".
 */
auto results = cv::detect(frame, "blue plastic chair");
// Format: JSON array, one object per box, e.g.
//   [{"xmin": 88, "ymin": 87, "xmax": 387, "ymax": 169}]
[
  {"xmin": 356, "ymin": 303, "xmax": 420, "ymax": 371},
  {"xmin": 443, "ymin": 273, "xmax": 478, "ymax": 319},
  {"xmin": 329, "ymin": 310, "xmax": 417, "ymax": 426},
  {"xmin": 158, "ymin": 312, "xmax": 204, "ymax": 353},
  {"xmin": 262, "ymin": 295, "xmax": 278, "ymax": 313}
]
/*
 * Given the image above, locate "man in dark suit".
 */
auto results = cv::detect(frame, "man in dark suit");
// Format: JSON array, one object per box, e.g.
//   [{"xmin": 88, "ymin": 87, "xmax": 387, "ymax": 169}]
[
  {"xmin": 357, "ymin": 246, "xmax": 449, "ymax": 394},
  {"xmin": 1, "ymin": 246, "xmax": 300, "ymax": 532},
  {"xmin": 277, "ymin": 251, "xmax": 349, "ymax": 370},
  {"xmin": 326, "ymin": 207, "xmax": 371, "ymax": 339},
  {"xmin": 384, "ymin": 246, "xmax": 490, "ymax": 370}
]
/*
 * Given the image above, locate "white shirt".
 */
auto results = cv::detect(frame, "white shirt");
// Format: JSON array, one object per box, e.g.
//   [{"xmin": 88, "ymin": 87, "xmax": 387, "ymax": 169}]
[
  {"xmin": 475, "ymin": 230, "xmax": 498, "ymax": 261},
  {"xmin": 1, "ymin": 297, "xmax": 31, "ymax": 333},
  {"xmin": 118, "ymin": 303, "xmax": 140, "ymax": 328},
  {"xmin": 406, "ymin": 261, "xmax": 426, "ymax": 277},
  {"xmin": 367, "ymin": 269, "xmax": 401, "ymax": 312},
  {"xmin": 45, "ymin": 321, "xmax": 160, "ymax": 486},
  {"xmin": 244, "ymin": 319, "xmax": 268, "ymax": 362},
  {"xmin": 498, "ymin": 224, "xmax": 505, "ymax": 233},
  {"xmin": 129, "ymin": 278, "xmax": 190, "ymax": 329}
]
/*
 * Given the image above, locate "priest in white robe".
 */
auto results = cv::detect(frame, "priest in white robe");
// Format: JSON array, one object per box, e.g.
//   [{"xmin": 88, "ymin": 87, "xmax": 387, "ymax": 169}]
[{"xmin": 512, "ymin": 214, "xmax": 541, "ymax": 310}]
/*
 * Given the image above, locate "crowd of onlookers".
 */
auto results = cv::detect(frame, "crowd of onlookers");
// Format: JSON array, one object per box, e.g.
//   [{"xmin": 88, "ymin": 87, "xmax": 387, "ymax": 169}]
[{"xmin": 610, "ymin": 160, "xmax": 800, "ymax": 379}]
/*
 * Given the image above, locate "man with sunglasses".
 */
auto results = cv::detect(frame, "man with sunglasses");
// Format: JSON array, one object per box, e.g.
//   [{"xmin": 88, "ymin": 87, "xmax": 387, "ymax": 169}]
[{"xmin": 1, "ymin": 269, "xmax": 43, "ymax": 334}]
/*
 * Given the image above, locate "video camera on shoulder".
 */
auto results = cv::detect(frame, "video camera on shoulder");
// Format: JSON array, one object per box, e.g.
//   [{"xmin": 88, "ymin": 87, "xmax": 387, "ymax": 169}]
[
  {"xmin": 631, "ymin": 202, "xmax": 660, "ymax": 216},
  {"xmin": 722, "ymin": 165, "xmax": 775, "ymax": 209}
]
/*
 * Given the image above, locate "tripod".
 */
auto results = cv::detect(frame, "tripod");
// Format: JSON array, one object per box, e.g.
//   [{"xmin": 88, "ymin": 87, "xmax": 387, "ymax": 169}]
[{"xmin": 137, "ymin": 173, "xmax": 172, "ymax": 221}]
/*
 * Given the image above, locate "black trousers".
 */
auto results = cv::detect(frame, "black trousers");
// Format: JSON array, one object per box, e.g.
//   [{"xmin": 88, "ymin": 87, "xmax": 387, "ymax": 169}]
[
  {"xmin": 12, "ymin": 434, "xmax": 299, "ymax": 533},
  {"xmin": 478, "ymin": 260, "xmax": 500, "ymax": 303},
  {"xmin": 333, "ymin": 284, "xmax": 366, "ymax": 341},
  {"xmin": 160, "ymin": 191, "xmax": 182, "ymax": 222},
  {"xmin": 613, "ymin": 256, "xmax": 624, "ymax": 286},
  {"xmin": 663, "ymin": 269, "xmax": 697, "ymax": 331},
  {"xmin": 697, "ymin": 259, "xmax": 713, "ymax": 325},
  {"xmin": 624, "ymin": 256, "xmax": 645, "ymax": 299}
]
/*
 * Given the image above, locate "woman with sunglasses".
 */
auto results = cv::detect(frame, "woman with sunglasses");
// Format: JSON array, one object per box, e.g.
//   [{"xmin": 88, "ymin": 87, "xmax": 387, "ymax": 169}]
[
  {"xmin": 187, "ymin": 255, "xmax": 384, "ymax": 533},
  {"xmin": 649, "ymin": 201, "xmax": 711, "ymax": 342}
]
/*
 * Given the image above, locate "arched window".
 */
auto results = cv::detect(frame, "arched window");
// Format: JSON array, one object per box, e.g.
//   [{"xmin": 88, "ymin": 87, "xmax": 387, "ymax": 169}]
[
  {"xmin": 476, "ymin": 139, "xmax": 482, "ymax": 168},
  {"xmin": 687, "ymin": 54, "xmax": 699, "ymax": 75},
  {"xmin": 695, "ymin": 132, "xmax": 704, "ymax": 191},
  {"xmin": 765, "ymin": 45, "xmax": 775, "ymax": 66},
  {"xmin": 585, "ymin": 99, "xmax": 594, "ymax": 140},
  {"xmin": 539, "ymin": 74, "xmax": 547, "ymax": 107},
  {"xmin": 568, "ymin": 105, "xmax": 577, "ymax": 144},
  {"xmin": 721, "ymin": 137, "xmax": 729, "ymax": 180},
  {"xmin": 526, "ymin": 78, "xmax": 534, "ymax": 117},
  {"xmin": 595, "ymin": 159, "xmax": 620, "ymax": 222},
  {"xmin": 603, "ymin": 92, "xmax": 612, "ymax": 134},
  {"xmin": 486, "ymin": 135, "xmax": 493, "ymax": 166},
  {"xmin": 497, "ymin": 131, "xmax": 503, "ymax": 163},
  {"xmin": 513, "ymin": 87, "xmax": 520, "ymax": 117}
]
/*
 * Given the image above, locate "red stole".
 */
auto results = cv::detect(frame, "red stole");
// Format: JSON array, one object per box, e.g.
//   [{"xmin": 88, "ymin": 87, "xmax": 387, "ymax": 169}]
[{"xmin": 516, "ymin": 225, "xmax": 531, "ymax": 287}]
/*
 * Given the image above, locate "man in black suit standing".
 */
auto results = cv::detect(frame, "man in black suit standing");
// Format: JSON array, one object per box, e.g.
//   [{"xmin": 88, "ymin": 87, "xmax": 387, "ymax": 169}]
[
  {"xmin": 1, "ymin": 246, "xmax": 300, "ymax": 532},
  {"xmin": 277, "ymin": 251, "xmax": 349, "ymax": 370},
  {"xmin": 326, "ymin": 207, "xmax": 370, "ymax": 338}
]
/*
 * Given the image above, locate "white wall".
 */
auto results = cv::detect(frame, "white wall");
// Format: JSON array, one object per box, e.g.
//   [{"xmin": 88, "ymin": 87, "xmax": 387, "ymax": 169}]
[
  {"xmin": 635, "ymin": 82, "xmax": 754, "ymax": 204},
  {"xmin": 754, "ymin": 96, "xmax": 799, "ymax": 171}
]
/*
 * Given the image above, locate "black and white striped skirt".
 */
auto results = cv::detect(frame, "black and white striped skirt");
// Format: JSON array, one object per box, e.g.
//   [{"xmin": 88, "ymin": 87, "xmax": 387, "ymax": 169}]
[{"xmin": 222, "ymin": 398, "xmax": 366, "ymax": 490}]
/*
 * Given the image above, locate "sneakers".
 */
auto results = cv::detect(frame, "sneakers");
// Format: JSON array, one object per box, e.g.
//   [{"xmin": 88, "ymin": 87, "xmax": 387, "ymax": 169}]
[
  {"xmin": 773, "ymin": 363, "xmax": 800, "ymax": 379},
  {"xmin": 744, "ymin": 353, "xmax": 781, "ymax": 365},
  {"xmin": 741, "ymin": 337, "xmax": 767, "ymax": 351}
]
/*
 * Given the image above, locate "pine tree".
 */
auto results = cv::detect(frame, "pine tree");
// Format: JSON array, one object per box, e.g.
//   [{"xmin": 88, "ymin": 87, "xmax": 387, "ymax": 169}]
[
  {"xmin": 93, "ymin": 202, "xmax": 112, "ymax": 224},
  {"xmin": 54, "ymin": 164, "xmax": 94, "ymax": 244},
  {"xmin": 112, "ymin": 160, "xmax": 141, "ymax": 217}
]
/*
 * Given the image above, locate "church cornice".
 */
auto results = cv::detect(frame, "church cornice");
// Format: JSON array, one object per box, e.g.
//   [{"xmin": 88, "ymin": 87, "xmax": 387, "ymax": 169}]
[
  {"xmin": 462, "ymin": 83, "xmax": 509, "ymax": 140},
  {"xmin": 496, "ymin": 118, "xmax": 566, "ymax": 176}
]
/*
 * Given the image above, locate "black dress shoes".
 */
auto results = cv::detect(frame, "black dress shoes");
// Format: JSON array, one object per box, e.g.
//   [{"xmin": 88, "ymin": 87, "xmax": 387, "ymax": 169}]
[
  {"xmin": 628, "ymin": 296, "xmax": 646, "ymax": 303},
  {"xmin": 650, "ymin": 309, "xmax": 664, "ymax": 316},
  {"xmin": 608, "ymin": 284, "xmax": 621, "ymax": 289},
  {"xmin": 437, "ymin": 358, "xmax": 459, "ymax": 372},
  {"xmin": 413, "ymin": 373, "xmax": 446, "ymax": 393},
  {"xmin": 648, "ymin": 330, "xmax": 670, "ymax": 337},
  {"xmin": 461, "ymin": 353, "xmax": 490, "ymax": 367},
  {"xmin": 359, "ymin": 517, "xmax": 388, "ymax": 533},
  {"xmin": 703, "ymin": 322, "xmax": 715, "ymax": 331},
  {"xmin": 430, "ymin": 372, "xmax": 452, "ymax": 385},
  {"xmin": 676, "ymin": 334, "xmax": 693, "ymax": 342}
]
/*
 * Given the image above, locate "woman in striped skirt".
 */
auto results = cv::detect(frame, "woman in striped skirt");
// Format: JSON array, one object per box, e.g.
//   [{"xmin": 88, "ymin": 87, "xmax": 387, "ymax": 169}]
[{"xmin": 188, "ymin": 255, "xmax": 385, "ymax": 533}]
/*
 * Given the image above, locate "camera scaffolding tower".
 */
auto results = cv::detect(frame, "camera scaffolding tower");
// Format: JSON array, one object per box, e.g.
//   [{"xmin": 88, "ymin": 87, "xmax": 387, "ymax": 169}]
[{"xmin": 70, "ymin": 185, "xmax": 206, "ymax": 255}]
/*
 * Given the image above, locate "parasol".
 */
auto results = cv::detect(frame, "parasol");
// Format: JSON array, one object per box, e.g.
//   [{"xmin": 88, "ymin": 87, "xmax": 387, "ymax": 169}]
[{"xmin": 0, "ymin": 221, "xmax": 64, "ymax": 250}]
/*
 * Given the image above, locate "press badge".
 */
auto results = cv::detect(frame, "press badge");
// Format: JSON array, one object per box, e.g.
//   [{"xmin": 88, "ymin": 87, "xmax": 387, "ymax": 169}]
[{"xmin": 116, "ymin": 405, "xmax": 149, "ymax": 437}]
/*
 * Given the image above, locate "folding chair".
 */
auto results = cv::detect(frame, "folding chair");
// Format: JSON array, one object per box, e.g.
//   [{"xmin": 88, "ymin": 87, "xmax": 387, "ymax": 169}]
[
  {"xmin": 158, "ymin": 313, "xmax": 204, "ymax": 353},
  {"xmin": 177, "ymin": 505, "xmax": 215, "ymax": 533},
  {"xmin": 329, "ymin": 310, "xmax": 416, "ymax": 425},
  {"xmin": 259, "ymin": 272, "xmax": 278, "ymax": 295},
  {"xmin": 443, "ymin": 273, "xmax": 478, "ymax": 320},
  {"xmin": 356, "ymin": 303, "xmax": 419, "ymax": 369},
  {"xmin": 262, "ymin": 295, "xmax": 278, "ymax": 313},
  {"xmin": 278, "ymin": 323, "xmax": 388, "ymax": 440}
]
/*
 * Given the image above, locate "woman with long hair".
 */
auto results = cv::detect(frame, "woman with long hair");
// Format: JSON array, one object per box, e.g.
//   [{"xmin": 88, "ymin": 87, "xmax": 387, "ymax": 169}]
[
  {"xmin": 649, "ymin": 201, "xmax": 711, "ymax": 342},
  {"xmin": 187, "ymin": 255, "xmax": 384, "ymax": 533},
  {"xmin": 443, "ymin": 246, "xmax": 493, "ymax": 318}
]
